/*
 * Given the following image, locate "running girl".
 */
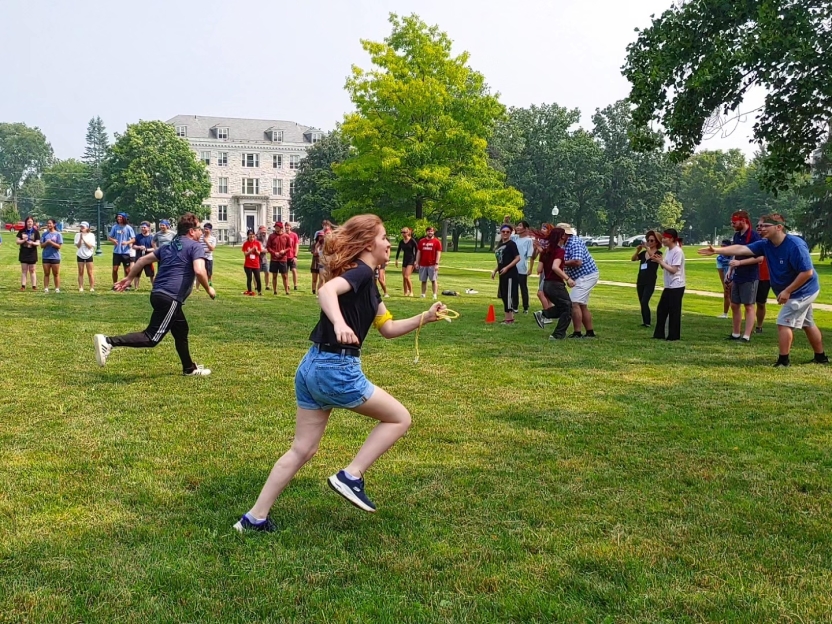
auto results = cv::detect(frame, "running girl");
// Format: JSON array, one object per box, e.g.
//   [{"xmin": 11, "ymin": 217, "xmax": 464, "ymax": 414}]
[{"xmin": 234, "ymin": 214, "xmax": 446, "ymax": 532}]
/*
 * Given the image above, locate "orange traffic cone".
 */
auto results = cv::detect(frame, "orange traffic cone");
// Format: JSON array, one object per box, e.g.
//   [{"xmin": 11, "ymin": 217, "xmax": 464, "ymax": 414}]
[{"xmin": 485, "ymin": 304, "xmax": 496, "ymax": 324}]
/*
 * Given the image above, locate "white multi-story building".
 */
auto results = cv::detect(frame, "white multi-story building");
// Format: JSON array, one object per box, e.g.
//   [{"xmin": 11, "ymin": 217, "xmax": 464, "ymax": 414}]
[{"xmin": 167, "ymin": 115, "xmax": 323, "ymax": 243}]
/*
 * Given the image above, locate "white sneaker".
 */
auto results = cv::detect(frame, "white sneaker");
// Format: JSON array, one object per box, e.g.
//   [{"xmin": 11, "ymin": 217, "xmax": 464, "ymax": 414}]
[
  {"xmin": 90, "ymin": 288, "xmax": 95, "ymax": 293},
  {"xmin": 184, "ymin": 364, "xmax": 211, "ymax": 376},
  {"xmin": 420, "ymin": 294, "xmax": 426, "ymax": 298},
  {"xmin": 44, "ymin": 288, "xmax": 49, "ymax": 293},
  {"xmin": 717, "ymin": 313, "xmax": 729, "ymax": 318},
  {"xmin": 384, "ymin": 293, "xmax": 390, "ymax": 298},
  {"xmin": 79, "ymin": 288, "xmax": 84, "ymax": 292},
  {"xmin": 94, "ymin": 334, "xmax": 111, "ymax": 367},
  {"xmin": 55, "ymin": 288, "xmax": 60, "ymax": 293},
  {"xmin": 433, "ymin": 294, "xmax": 437, "ymax": 300}
]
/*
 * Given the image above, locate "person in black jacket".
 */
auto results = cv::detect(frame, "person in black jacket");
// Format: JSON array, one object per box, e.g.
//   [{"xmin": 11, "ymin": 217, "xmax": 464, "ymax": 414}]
[
  {"xmin": 491, "ymin": 223, "xmax": 521, "ymax": 324},
  {"xmin": 631, "ymin": 230, "xmax": 662, "ymax": 327}
]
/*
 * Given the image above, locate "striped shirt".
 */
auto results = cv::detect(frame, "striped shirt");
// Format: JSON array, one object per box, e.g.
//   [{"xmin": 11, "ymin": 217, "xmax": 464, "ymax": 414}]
[{"xmin": 563, "ymin": 236, "xmax": 598, "ymax": 280}]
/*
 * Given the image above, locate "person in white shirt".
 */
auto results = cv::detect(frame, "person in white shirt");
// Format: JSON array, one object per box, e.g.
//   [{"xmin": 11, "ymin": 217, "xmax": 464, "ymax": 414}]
[
  {"xmin": 512, "ymin": 221, "xmax": 536, "ymax": 314},
  {"xmin": 75, "ymin": 221, "xmax": 97, "ymax": 292},
  {"xmin": 651, "ymin": 228, "xmax": 686, "ymax": 341}
]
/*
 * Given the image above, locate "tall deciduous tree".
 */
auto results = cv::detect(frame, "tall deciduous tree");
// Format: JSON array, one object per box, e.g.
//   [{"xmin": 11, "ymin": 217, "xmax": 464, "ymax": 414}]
[
  {"xmin": 797, "ymin": 138, "xmax": 832, "ymax": 259},
  {"xmin": 335, "ymin": 13, "xmax": 523, "ymax": 227},
  {"xmin": 102, "ymin": 121, "xmax": 210, "ymax": 224},
  {"xmin": 0, "ymin": 123, "xmax": 53, "ymax": 211},
  {"xmin": 678, "ymin": 150, "xmax": 747, "ymax": 241},
  {"xmin": 43, "ymin": 159, "xmax": 96, "ymax": 224},
  {"xmin": 657, "ymin": 192, "xmax": 685, "ymax": 231},
  {"xmin": 623, "ymin": 0, "xmax": 832, "ymax": 191},
  {"xmin": 291, "ymin": 130, "xmax": 350, "ymax": 237}
]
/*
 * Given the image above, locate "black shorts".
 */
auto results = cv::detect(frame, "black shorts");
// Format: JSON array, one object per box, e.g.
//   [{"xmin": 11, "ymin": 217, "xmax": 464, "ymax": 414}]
[
  {"xmin": 204, "ymin": 259, "xmax": 214, "ymax": 278},
  {"xmin": 270, "ymin": 261, "xmax": 288, "ymax": 275},
  {"xmin": 286, "ymin": 258, "xmax": 297, "ymax": 270},
  {"xmin": 112, "ymin": 253, "xmax": 131, "ymax": 268},
  {"xmin": 756, "ymin": 279, "xmax": 771, "ymax": 305},
  {"xmin": 142, "ymin": 263, "xmax": 156, "ymax": 278},
  {"xmin": 77, "ymin": 256, "xmax": 94, "ymax": 263},
  {"xmin": 42, "ymin": 259, "xmax": 61, "ymax": 265}
]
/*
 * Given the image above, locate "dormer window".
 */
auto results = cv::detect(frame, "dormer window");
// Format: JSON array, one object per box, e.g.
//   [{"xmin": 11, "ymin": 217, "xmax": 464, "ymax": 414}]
[
  {"xmin": 176, "ymin": 126, "xmax": 187, "ymax": 137},
  {"xmin": 272, "ymin": 130, "xmax": 284, "ymax": 143},
  {"xmin": 310, "ymin": 132, "xmax": 322, "ymax": 144},
  {"xmin": 217, "ymin": 127, "xmax": 229, "ymax": 139}
]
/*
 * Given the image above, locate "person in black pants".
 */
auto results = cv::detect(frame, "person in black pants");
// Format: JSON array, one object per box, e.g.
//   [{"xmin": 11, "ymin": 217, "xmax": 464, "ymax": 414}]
[
  {"xmin": 93, "ymin": 213, "xmax": 216, "ymax": 376},
  {"xmin": 651, "ymin": 229, "xmax": 686, "ymax": 341},
  {"xmin": 491, "ymin": 224, "xmax": 521, "ymax": 324},
  {"xmin": 533, "ymin": 227, "xmax": 574, "ymax": 339},
  {"xmin": 631, "ymin": 230, "xmax": 662, "ymax": 327}
]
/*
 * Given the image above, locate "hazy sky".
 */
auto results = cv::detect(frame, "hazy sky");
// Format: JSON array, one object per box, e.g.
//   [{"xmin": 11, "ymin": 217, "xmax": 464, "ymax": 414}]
[{"xmin": 3, "ymin": 0, "xmax": 762, "ymax": 159}]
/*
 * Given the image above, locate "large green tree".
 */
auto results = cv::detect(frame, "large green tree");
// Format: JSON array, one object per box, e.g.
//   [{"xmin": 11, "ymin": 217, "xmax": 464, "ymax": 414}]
[
  {"xmin": 43, "ymin": 159, "xmax": 96, "ymax": 224},
  {"xmin": 334, "ymin": 13, "xmax": 523, "ymax": 227},
  {"xmin": 102, "ymin": 121, "xmax": 210, "ymax": 223},
  {"xmin": 0, "ymin": 123, "xmax": 53, "ymax": 211},
  {"xmin": 291, "ymin": 130, "xmax": 350, "ymax": 237},
  {"xmin": 797, "ymin": 138, "xmax": 832, "ymax": 259},
  {"xmin": 623, "ymin": 0, "xmax": 832, "ymax": 192}
]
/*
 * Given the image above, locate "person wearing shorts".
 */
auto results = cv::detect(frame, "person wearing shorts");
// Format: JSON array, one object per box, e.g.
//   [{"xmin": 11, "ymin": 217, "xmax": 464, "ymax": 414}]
[
  {"xmin": 16, "ymin": 216, "xmax": 40, "ymax": 290},
  {"xmin": 75, "ymin": 221, "xmax": 96, "ymax": 291},
  {"xmin": 152, "ymin": 219, "xmax": 175, "ymax": 250},
  {"xmin": 285, "ymin": 222, "xmax": 300, "ymax": 290},
  {"xmin": 198, "ymin": 222, "xmax": 216, "ymax": 290},
  {"xmin": 256, "ymin": 225, "xmax": 269, "ymax": 290},
  {"xmin": 267, "ymin": 221, "xmax": 291, "ymax": 295},
  {"xmin": 416, "ymin": 226, "xmax": 442, "ymax": 300},
  {"xmin": 108, "ymin": 213, "xmax": 135, "ymax": 285},
  {"xmin": 512, "ymin": 221, "xmax": 535, "ymax": 313},
  {"xmin": 232, "ymin": 214, "xmax": 447, "ymax": 532},
  {"xmin": 40, "ymin": 219, "xmax": 63, "ymax": 293},
  {"xmin": 754, "ymin": 217, "xmax": 771, "ymax": 333},
  {"xmin": 132, "ymin": 221, "xmax": 157, "ymax": 289},
  {"xmin": 699, "ymin": 213, "xmax": 827, "ymax": 367},
  {"xmin": 310, "ymin": 230, "xmax": 325, "ymax": 294},
  {"xmin": 395, "ymin": 227, "xmax": 418, "ymax": 296},
  {"xmin": 725, "ymin": 211, "xmax": 762, "ymax": 342},
  {"xmin": 560, "ymin": 223, "xmax": 599, "ymax": 338}
]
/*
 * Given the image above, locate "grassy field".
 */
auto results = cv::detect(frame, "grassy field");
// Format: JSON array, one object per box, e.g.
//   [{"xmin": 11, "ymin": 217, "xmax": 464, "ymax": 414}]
[{"xmin": 0, "ymin": 240, "xmax": 830, "ymax": 623}]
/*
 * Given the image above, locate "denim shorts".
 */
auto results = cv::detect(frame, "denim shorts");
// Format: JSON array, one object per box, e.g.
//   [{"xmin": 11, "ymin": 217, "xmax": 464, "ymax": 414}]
[{"xmin": 294, "ymin": 345, "xmax": 375, "ymax": 411}]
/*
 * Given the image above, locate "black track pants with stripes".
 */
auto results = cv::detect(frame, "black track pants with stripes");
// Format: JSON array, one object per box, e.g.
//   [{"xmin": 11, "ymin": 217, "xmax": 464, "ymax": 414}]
[{"xmin": 107, "ymin": 292, "xmax": 196, "ymax": 372}]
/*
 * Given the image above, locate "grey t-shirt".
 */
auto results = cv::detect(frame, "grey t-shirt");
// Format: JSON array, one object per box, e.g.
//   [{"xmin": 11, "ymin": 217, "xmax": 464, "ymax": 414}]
[
  {"xmin": 152, "ymin": 230, "xmax": 175, "ymax": 248},
  {"xmin": 152, "ymin": 236, "xmax": 206, "ymax": 303}
]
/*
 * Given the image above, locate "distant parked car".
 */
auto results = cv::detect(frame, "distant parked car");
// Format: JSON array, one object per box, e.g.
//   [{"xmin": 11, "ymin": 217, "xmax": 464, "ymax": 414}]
[
  {"xmin": 622, "ymin": 235, "xmax": 646, "ymax": 247},
  {"xmin": 592, "ymin": 236, "xmax": 611, "ymax": 247}
]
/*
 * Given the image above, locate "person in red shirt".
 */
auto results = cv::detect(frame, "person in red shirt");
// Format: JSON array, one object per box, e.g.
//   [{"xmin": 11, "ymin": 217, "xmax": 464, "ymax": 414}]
[
  {"xmin": 533, "ymin": 227, "xmax": 574, "ymax": 339},
  {"xmin": 755, "ymin": 217, "xmax": 772, "ymax": 333},
  {"xmin": 415, "ymin": 226, "xmax": 442, "ymax": 300},
  {"xmin": 267, "ymin": 222, "xmax": 292, "ymax": 295},
  {"xmin": 284, "ymin": 222, "xmax": 300, "ymax": 291},
  {"xmin": 242, "ymin": 229, "xmax": 264, "ymax": 295}
]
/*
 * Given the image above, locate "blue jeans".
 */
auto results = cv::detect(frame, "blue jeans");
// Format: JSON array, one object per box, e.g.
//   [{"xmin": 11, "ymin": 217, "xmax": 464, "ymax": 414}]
[{"xmin": 294, "ymin": 345, "xmax": 375, "ymax": 411}]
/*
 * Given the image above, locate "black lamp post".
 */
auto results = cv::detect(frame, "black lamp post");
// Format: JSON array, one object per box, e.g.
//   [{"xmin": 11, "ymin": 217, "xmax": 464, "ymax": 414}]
[{"xmin": 94, "ymin": 187, "xmax": 103, "ymax": 256}]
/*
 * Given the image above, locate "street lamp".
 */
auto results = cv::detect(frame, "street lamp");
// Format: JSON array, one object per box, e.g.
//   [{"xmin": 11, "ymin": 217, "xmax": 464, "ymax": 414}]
[{"xmin": 94, "ymin": 187, "xmax": 104, "ymax": 256}]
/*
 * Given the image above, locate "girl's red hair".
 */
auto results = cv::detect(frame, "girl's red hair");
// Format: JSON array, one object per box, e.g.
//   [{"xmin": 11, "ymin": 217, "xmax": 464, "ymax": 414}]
[{"xmin": 321, "ymin": 214, "xmax": 383, "ymax": 280}]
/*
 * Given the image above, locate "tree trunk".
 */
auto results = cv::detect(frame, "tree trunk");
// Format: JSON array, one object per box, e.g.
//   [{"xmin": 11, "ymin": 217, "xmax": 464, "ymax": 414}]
[
  {"xmin": 440, "ymin": 219, "xmax": 449, "ymax": 253},
  {"xmin": 415, "ymin": 198, "xmax": 423, "ymax": 220},
  {"xmin": 451, "ymin": 226, "xmax": 461, "ymax": 252},
  {"xmin": 488, "ymin": 220, "xmax": 497, "ymax": 251}
]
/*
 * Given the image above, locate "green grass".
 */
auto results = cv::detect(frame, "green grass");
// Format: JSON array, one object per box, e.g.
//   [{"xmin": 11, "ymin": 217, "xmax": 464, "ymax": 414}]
[{"xmin": 1, "ymin": 242, "xmax": 831, "ymax": 623}]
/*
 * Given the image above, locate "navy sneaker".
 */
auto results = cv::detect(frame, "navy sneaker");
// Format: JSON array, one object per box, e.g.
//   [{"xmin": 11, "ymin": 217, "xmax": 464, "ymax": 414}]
[
  {"xmin": 233, "ymin": 514, "xmax": 276, "ymax": 533},
  {"xmin": 328, "ymin": 470, "xmax": 377, "ymax": 513},
  {"xmin": 533, "ymin": 310, "xmax": 545, "ymax": 329}
]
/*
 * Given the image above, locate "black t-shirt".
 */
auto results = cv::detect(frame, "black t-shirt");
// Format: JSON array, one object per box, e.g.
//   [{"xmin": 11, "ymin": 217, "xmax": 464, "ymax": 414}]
[
  {"xmin": 17, "ymin": 228, "xmax": 40, "ymax": 264},
  {"xmin": 309, "ymin": 260, "xmax": 381, "ymax": 349},
  {"xmin": 396, "ymin": 238, "xmax": 418, "ymax": 265},
  {"xmin": 637, "ymin": 250, "xmax": 662, "ymax": 283},
  {"xmin": 495, "ymin": 239, "xmax": 520, "ymax": 276}
]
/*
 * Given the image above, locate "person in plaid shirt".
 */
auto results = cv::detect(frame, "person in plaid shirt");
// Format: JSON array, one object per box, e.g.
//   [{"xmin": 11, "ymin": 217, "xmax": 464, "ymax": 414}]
[{"xmin": 559, "ymin": 223, "xmax": 599, "ymax": 338}]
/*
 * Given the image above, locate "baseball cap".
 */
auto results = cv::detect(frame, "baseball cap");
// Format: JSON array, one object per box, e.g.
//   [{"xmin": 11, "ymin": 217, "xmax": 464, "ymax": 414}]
[
  {"xmin": 556, "ymin": 222, "xmax": 577, "ymax": 235},
  {"xmin": 80, "ymin": 221, "xmax": 90, "ymax": 229},
  {"xmin": 274, "ymin": 221, "xmax": 284, "ymax": 228}
]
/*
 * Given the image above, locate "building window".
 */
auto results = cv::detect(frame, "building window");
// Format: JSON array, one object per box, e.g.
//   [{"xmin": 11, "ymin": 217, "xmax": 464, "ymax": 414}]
[
  {"xmin": 289, "ymin": 207, "xmax": 297, "ymax": 222},
  {"xmin": 218, "ymin": 205, "xmax": 228, "ymax": 221},
  {"xmin": 218, "ymin": 152, "xmax": 228, "ymax": 167},
  {"xmin": 289, "ymin": 154, "xmax": 301, "ymax": 170},
  {"xmin": 242, "ymin": 153, "xmax": 259, "ymax": 168},
  {"xmin": 311, "ymin": 133, "xmax": 322, "ymax": 143},
  {"xmin": 289, "ymin": 180, "xmax": 295, "ymax": 196},
  {"xmin": 273, "ymin": 154, "xmax": 282, "ymax": 169},
  {"xmin": 272, "ymin": 206, "xmax": 282, "ymax": 223},
  {"xmin": 201, "ymin": 151, "xmax": 211, "ymax": 165},
  {"xmin": 217, "ymin": 127, "xmax": 229, "ymax": 139},
  {"xmin": 216, "ymin": 228, "xmax": 227, "ymax": 242},
  {"xmin": 272, "ymin": 179, "xmax": 282, "ymax": 196},
  {"xmin": 176, "ymin": 126, "xmax": 187, "ymax": 137},
  {"xmin": 242, "ymin": 178, "xmax": 260, "ymax": 195},
  {"xmin": 272, "ymin": 130, "xmax": 283, "ymax": 142},
  {"xmin": 217, "ymin": 177, "xmax": 228, "ymax": 194}
]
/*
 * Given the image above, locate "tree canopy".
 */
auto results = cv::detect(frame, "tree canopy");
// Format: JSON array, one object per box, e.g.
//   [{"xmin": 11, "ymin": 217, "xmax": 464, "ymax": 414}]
[
  {"xmin": 0, "ymin": 122, "xmax": 53, "ymax": 211},
  {"xmin": 291, "ymin": 130, "xmax": 350, "ymax": 236},
  {"xmin": 102, "ymin": 121, "xmax": 210, "ymax": 224},
  {"xmin": 334, "ymin": 13, "xmax": 522, "ymax": 226},
  {"xmin": 623, "ymin": 0, "xmax": 832, "ymax": 192}
]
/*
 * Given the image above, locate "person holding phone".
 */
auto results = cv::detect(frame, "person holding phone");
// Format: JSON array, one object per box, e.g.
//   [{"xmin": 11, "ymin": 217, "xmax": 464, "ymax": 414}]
[
  {"xmin": 40, "ymin": 219, "xmax": 63, "ymax": 293},
  {"xmin": 75, "ymin": 221, "xmax": 96, "ymax": 291},
  {"xmin": 631, "ymin": 230, "xmax": 662, "ymax": 327},
  {"xmin": 16, "ymin": 216, "xmax": 40, "ymax": 290}
]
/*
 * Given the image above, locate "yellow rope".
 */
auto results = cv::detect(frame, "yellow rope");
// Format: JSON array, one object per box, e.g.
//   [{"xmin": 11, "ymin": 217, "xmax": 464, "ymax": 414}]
[{"xmin": 414, "ymin": 308, "xmax": 459, "ymax": 363}]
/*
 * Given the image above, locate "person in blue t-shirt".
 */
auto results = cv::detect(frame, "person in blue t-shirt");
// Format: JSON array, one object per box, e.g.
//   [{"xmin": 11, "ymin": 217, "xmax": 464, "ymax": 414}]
[
  {"xmin": 725, "ymin": 211, "xmax": 763, "ymax": 341},
  {"xmin": 131, "ymin": 221, "xmax": 156, "ymax": 289},
  {"xmin": 40, "ymin": 219, "xmax": 63, "ymax": 293},
  {"xmin": 108, "ymin": 212, "xmax": 135, "ymax": 286},
  {"xmin": 93, "ymin": 213, "xmax": 216, "ymax": 376},
  {"xmin": 699, "ymin": 213, "xmax": 827, "ymax": 367}
]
